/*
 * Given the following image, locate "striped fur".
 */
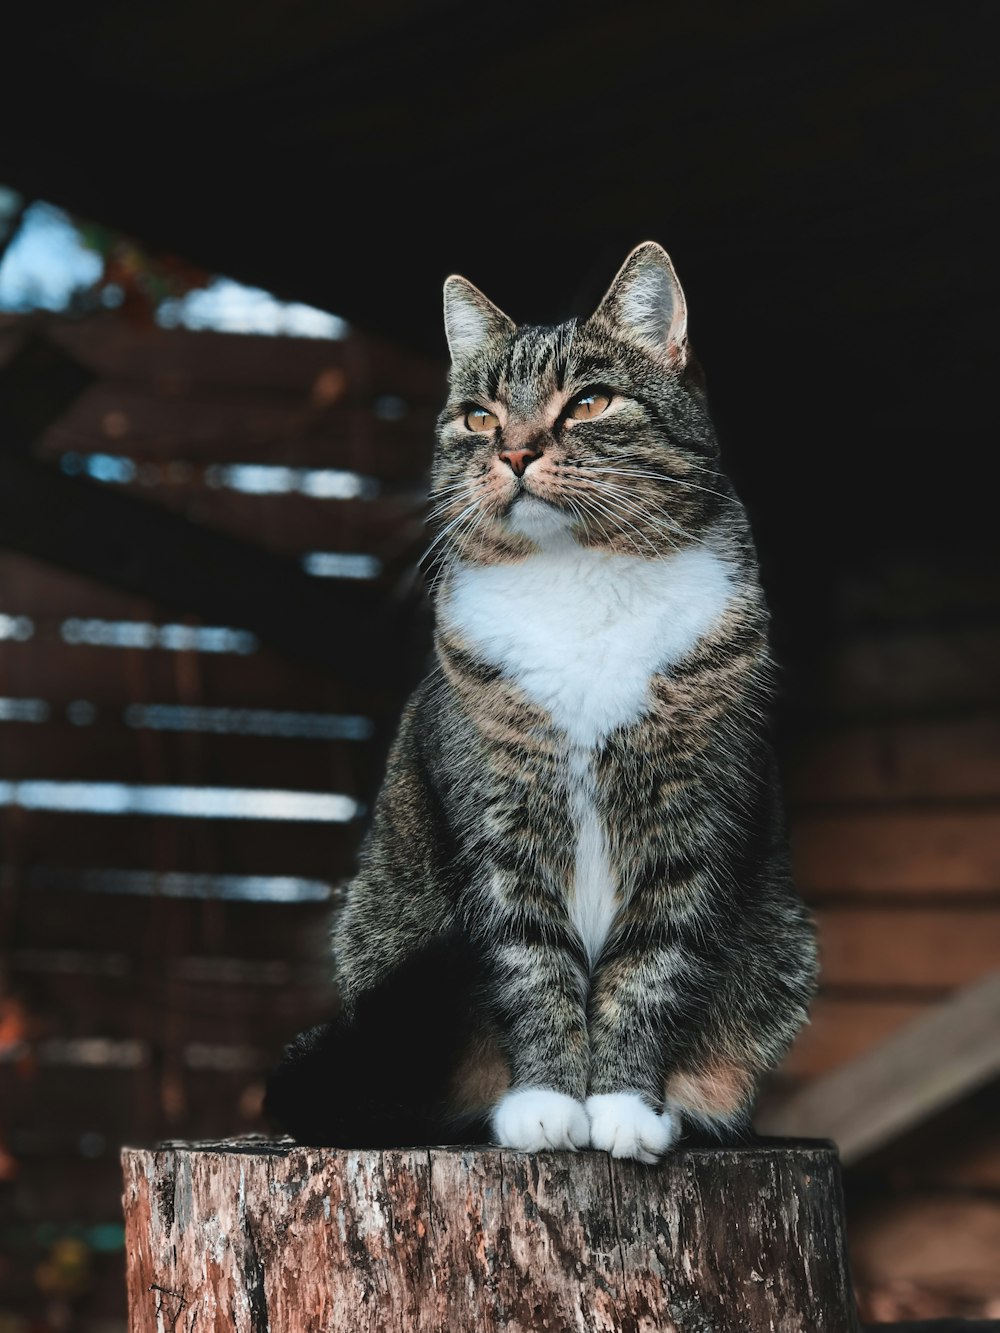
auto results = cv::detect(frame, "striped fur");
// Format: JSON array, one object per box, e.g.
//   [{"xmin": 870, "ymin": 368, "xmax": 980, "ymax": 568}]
[{"xmin": 268, "ymin": 243, "xmax": 817, "ymax": 1158}]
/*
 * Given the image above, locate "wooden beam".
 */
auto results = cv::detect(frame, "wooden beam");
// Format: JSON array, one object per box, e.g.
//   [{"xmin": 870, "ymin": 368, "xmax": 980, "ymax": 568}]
[{"xmin": 757, "ymin": 972, "xmax": 1000, "ymax": 1163}]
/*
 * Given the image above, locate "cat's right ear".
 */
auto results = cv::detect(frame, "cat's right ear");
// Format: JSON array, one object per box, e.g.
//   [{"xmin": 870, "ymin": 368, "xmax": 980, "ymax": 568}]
[
  {"xmin": 592, "ymin": 242, "xmax": 689, "ymax": 368},
  {"xmin": 443, "ymin": 276, "xmax": 515, "ymax": 364}
]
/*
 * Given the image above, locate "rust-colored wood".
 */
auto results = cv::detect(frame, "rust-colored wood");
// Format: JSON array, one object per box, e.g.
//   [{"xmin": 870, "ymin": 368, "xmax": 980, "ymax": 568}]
[
  {"xmin": 121, "ymin": 1138, "xmax": 860, "ymax": 1333},
  {"xmin": 779, "ymin": 995, "xmax": 929, "ymax": 1079},
  {"xmin": 815, "ymin": 908, "xmax": 1000, "ymax": 988},
  {"xmin": 789, "ymin": 715, "xmax": 1000, "ymax": 803},
  {"xmin": 792, "ymin": 807, "xmax": 1000, "ymax": 897}
]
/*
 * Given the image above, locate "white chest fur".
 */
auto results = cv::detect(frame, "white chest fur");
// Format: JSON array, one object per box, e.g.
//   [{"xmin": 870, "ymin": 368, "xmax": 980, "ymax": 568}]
[
  {"xmin": 445, "ymin": 542, "xmax": 736, "ymax": 964},
  {"xmin": 445, "ymin": 543, "xmax": 735, "ymax": 747}
]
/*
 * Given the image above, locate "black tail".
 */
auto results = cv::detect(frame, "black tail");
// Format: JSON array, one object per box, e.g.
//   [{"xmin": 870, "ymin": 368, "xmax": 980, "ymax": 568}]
[{"xmin": 264, "ymin": 933, "xmax": 491, "ymax": 1148}]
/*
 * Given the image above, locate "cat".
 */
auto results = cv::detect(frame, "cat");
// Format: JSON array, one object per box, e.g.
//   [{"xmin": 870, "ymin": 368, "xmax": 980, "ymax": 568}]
[{"xmin": 265, "ymin": 242, "xmax": 818, "ymax": 1161}]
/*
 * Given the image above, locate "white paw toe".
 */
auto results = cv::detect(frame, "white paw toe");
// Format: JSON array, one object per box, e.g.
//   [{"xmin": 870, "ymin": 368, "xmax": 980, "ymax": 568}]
[
  {"xmin": 492, "ymin": 1088, "xmax": 590, "ymax": 1152},
  {"xmin": 586, "ymin": 1092, "xmax": 678, "ymax": 1163}
]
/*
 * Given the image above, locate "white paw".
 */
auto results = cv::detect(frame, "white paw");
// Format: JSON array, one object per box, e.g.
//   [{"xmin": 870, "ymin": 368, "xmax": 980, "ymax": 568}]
[
  {"xmin": 492, "ymin": 1088, "xmax": 591, "ymax": 1152},
  {"xmin": 586, "ymin": 1092, "xmax": 678, "ymax": 1163}
]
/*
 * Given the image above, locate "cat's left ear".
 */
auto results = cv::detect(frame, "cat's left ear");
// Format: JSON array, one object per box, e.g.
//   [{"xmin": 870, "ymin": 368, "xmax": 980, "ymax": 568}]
[
  {"xmin": 443, "ymin": 276, "xmax": 515, "ymax": 364},
  {"xmin": 592, "ymin": 242, "xmax": 688, "ymax": 367}
]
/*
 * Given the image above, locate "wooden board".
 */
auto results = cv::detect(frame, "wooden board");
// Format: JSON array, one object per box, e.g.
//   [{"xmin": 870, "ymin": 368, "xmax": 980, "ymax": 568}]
[
  {"xmin": 789, "ymin": 715, "xmax": 1000, "ymax": 803},
  {"xmin": 815, "ymin": 908, "xmax": 1000, "ymax": 988},
  {"xmin": 792, "ymin": 808, "xmax": 1000, "ymax": 898},
  {"xmin": 779, "ymin": 995, "xmax": 928, "ymax": 1079},
  {"xmin": 49, "ymin": 319, "xmax": 445, "ymax": 400},
  {"xmin": 828, "ymin": 630, "xmax": 1000, "ymax": 714},
  {"xmin": 850, "ymin": 1194, "xmax": 1000, "ymax": 1302}
]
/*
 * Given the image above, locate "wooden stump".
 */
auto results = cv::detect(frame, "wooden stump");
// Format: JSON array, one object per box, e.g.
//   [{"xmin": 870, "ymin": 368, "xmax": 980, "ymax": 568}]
[{"xmin": 121, "ymin": 1138, "xmax": 860, "ymax": 1332}]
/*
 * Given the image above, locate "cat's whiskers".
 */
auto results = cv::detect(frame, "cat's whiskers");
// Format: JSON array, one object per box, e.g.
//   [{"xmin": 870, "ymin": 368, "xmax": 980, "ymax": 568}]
[
  {"xmin": 560, "ymin": 476, "xmax": 682, "ymax": 555},
  {"xmin": 560, "ymin": 489, "xmax": 626, "ymax": 553},
  {"xmin": 585, "ymin": 466, "xmax": 739, "ymax": 508},
  {"xmin": 420, "ymin": 499, "xmax": 484, "ymax": 570},
  {"xmin": 563, "ymin": 484, "xmax": 663, "ymax": 559},
  {"xmin": 589, "ymin": 479, "xmax": 696, "ymax": 545}
]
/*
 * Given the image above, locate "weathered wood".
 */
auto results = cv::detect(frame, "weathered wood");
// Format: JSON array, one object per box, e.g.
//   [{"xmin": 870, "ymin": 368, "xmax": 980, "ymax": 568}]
[
  {"xmin": 121, "ymin": 1137, "xmax": 859, "ymax": 1333},
  {"xmin": 758, "ymin": 973, "xmax": 1000, "ymax": 1162}
]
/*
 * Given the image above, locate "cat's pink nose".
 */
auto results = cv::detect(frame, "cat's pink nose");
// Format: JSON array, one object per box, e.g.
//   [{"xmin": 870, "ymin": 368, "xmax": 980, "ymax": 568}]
[{"xmin": 499, "ymin": 447, "xmax": 539, "ymax": 477}]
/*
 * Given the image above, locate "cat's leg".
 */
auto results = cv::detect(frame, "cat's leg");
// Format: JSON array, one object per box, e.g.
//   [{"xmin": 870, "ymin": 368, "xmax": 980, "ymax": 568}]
[
  {"xmin": 487, "ymin": 909, "xmax": 592, "ymax": 1152},
  {"xmin": 662, "ymin": 892, "xmax": 817, "ymax": 1138},
  {"xmin": 585, "ymin": 939, "xmax": 683, "ymax": 1162}
]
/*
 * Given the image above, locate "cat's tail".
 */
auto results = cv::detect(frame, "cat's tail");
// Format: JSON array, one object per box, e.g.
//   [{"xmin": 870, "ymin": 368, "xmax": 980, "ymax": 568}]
[{"xmin": 264, "ymin": 933, "xmax": 495, "ymax": 1148}]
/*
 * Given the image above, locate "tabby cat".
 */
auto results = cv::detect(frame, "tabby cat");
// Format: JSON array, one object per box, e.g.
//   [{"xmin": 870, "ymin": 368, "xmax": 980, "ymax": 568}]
[{"xmin": 265, "ymin": 242, "xmax": 817, "ymax": 1161}]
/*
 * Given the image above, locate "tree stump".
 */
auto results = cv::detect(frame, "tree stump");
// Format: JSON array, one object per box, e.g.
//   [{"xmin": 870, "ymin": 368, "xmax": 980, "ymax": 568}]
[{"xmin": 121, "ymin": 1137, "xmax": 860, "ymax": 1332}]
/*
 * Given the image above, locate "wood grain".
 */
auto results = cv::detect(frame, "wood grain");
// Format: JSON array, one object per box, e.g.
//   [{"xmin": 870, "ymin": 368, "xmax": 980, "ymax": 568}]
[{"xmin": 121, "ymin": 1139, "xmax": 860, "ymax": 1333}]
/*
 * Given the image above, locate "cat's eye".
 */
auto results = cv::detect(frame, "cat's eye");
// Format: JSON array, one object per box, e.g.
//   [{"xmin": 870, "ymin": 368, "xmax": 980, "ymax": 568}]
[
  {"xmin": 568, "ymin": 390, "xmax": 611, "ymax": 421},
  {"xmin": 465, "ymin": 406, "xmax": 499, "ymax": 433}
]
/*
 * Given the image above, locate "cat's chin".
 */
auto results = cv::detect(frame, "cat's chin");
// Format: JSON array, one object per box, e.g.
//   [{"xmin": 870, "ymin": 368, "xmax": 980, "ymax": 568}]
[{"xmin": 503, "ymin": 493, "xmax": 576, "ymax": 547}]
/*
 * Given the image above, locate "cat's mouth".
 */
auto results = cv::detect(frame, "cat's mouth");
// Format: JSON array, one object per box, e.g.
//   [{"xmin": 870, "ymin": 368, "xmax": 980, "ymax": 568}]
[{"xmin": 503, "ymin": 490, "xmax": 574, "ymax": 542}]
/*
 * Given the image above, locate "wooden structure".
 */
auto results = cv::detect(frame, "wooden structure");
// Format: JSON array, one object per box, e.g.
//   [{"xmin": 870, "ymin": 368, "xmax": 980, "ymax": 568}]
[
  {"xmin": 121, "ymin": 1139, "xmax": 860, "ymax": 1333},
  {"xmin": 1, "ymin": 306, "xmax": 999, "ymax": 1324},
  {"xmin": 760, "ymin": 973, "xmax": 1000, "ymax": 1165},
  {"xmin": 0, "ymin": 312, "xmax": 442, "ymax": 1326}
]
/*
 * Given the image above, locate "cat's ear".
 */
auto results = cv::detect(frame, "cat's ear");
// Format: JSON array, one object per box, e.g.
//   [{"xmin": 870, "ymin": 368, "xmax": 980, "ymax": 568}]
[
  {"xmin": 443, "ymin": 276, "xmax": 515, "ymax": 364},
  {"xmin": 592, "ymin": 242, "xmax": 688, "ymax": 366}
]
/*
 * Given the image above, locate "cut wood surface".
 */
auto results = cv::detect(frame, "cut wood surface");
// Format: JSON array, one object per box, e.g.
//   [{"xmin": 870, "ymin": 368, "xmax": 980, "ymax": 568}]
[
  {"xmin": 122, "ymin": 1138, "xmax": 859, "ymax": 1333},
  {"xmin": 757, "ymin": 973, "xmax": 1000, "ymax": 1163}
]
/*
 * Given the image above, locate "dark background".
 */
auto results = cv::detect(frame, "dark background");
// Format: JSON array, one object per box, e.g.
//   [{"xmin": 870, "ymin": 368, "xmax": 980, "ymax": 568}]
[
  {"xmin": 1, "ymin": 1, "xmax": 999, "ymax": 1326},
  {"xmin": 5, "ymin": 0, "xmax": 998, "ymax": 676}
]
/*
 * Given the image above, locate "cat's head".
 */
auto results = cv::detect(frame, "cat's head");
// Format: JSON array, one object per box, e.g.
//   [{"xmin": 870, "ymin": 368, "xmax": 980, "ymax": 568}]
[{"xmin": 430, "ymin": 242, "xmax": 733, "ymax": 569}]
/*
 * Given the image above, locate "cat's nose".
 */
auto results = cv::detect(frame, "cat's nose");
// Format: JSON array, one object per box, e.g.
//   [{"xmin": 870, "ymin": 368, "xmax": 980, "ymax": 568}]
[{"xmin": 498, "ymin": 447, "xmax": 540, "ymax": 477}]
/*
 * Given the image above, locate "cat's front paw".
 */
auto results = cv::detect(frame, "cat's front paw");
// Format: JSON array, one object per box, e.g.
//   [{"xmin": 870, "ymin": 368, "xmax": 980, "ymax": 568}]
[
  {"xmin": 492, "ymin": 1088, "xmax": 590, "ymax": 1152},
  {"xmin": 586, "ymin": 1092, "xmax": 678, "ymax": 1164}
]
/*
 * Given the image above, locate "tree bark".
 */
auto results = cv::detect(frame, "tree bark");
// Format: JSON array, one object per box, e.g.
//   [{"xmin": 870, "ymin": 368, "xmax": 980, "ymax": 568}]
[{"xmin": 121, "ymin": 1137, "xmax": 860, "ymax": 1332}]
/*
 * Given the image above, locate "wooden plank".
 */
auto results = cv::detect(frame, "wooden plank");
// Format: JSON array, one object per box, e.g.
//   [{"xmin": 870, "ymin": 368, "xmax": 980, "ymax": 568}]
[
  {"xmin": 0, "ymin": 723, "xmax": 373, "ymax": 793},
  {"xmin": 757, "ymin": 972, "xmax": 1000, "ymax": 1162},
  {"xmin": 792, "ymin": 808, "xmax": 1000, "ymax": 897},
  {"xmin": 850, "ymin": 1194, "xmax": 1000, "ymax": 1303},
  {"xmin": 97, "ymin": 487, "xmax": 426, "ymax": 563},
  {"xmin": 0, "ymin": 618, "xmax": 394, "ymax": 716},
  {"xmin": 816, "ymin": 908, "xmax": 1000, "ymax": 988},
  {"xmin": 828, "ymin": 630, "xmax": 1000, "ymax": 713},
  {"xmin": 849, "ymin": 1083, "xmax": 1000, "ymax": 1192},
  {"xmin": 7, "ymin": 962, "xmax": 335, "ymax": 1048},
  {"xmin": 48, "ymin": 319, "xmax": 445, "ymax": 400},
  {"xmin": 789, "ymin": 715, "xmax": 1000, "ymax": 803},
  {"xmin": 4, "ymin": 890, "xmax": 334, "ymax": 961},
  {"xmin": 40, "ymin": 381, "xmax": 437, "ymax": 473},
  {"xmin": 0, "ymin": 808, "xmax": 358, "ymax": 879}
]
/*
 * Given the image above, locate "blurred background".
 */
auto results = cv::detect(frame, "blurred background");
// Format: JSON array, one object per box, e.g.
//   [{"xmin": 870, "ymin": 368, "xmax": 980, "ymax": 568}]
[{"xmin": 0, "ymin": 2, "xmax": 998, "ymax": 1327}]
